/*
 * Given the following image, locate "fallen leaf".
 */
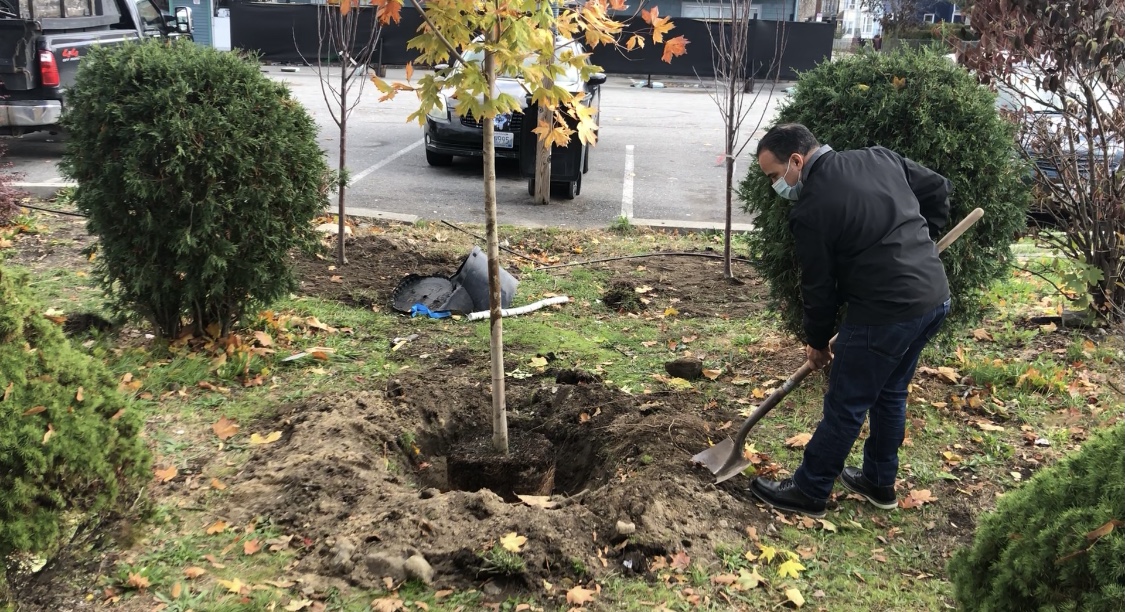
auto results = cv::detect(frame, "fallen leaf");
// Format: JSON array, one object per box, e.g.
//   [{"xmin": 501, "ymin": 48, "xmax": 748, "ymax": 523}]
[
  {"xmin": 670, "ymin": 550, "xmax": 691, "ymax": 571},
  {"xmin": 751, "ymin": 387, "xmax": 766, "ymax": 399},
  {"xmin": 777, "ymin": 558, "xmax": 806, "ymax": 579},
  {"xmin": 899, "ymin": 489, "xmax": 937, "ymax": 510},
  {"xmin": 711, "ymin": 573, "xmax": 738, "ymax": 586},
  {"xmin": 126, "ymin": 573, "xmax": 149, "ymax": 590},
  {"xmin": 23, "ymin": 405, "xmax": 46, "ymax": 416},
  {"xmin": 758, "ymin": 544, "xmax": 778, "ymax": 563},
  {"xmin": 785, "ymin": 432, "xmax": 813, "ymax": 448},
  {"xmin": 370, "ymin": 597, "xmax": 404, "ymax": 612},
  {"xmin": 42, "ymin": 423, "xmax": 54, "ymax": 444},
  {"xmin": 243, "ymin": 539, "xmax": 261, "ymax": 555},
  {"xmin": 434, "ymin": 589, "xmax": 454, "ymax": 599},
  {"xmin": 212, "ymin": 416, "xmax": 240, "ymax": 440},
  {"xmin": 1040, "ymin": 322, "xmax": 1058, "ymax": 333},
  {"xmin": 819, "ymin": 519, "xmax": 837, "ymax": 532},
  {"xmin": 183, "ymin": 567, "xmax": 207, "ymax": 579},
  {"xmin": 529, "ymin": 356, "xmax": 548, "ymax": 368},
  {"xmin": 1086, "ymin": 519, "xmax": 1123, "ymax": 542},
  {"xmin": 285, "ymin": 600, "xmax": 312, "ymax": 612},
  {"xmin": 566, "ymin": 585, "xmax": 597, "ymax": 605},
  {"xmin": 217, "ymin": 578, "xmax": 246, "ymax": 594},
  {"xmin": 735, "ymin": 567, "xmax": 764, "ymax": 590},
  {"xmin": 154, "ymin": 465, "xmax": 178, "ymax": 482},
  {"xmin": 578, "ymin": 412, "xmax": 590, "ymax": 423},
  {"xmin": 170, "ymin": 582, "xmax": 182, "ymax": 599},
  {"xmin": 702, "ymin": 369, "xmax": 722, "ymax": 381},
  {"xmin": 976, "ymin": 421, "xmax": 1005, "ymax": 432},
  {"xmin": 250, "ymin": 431, "xmax": 283, "ymax": 445},
  {"xmin": 206, "ymin": 520, "xmax": 228, "ymax": 535},
  {"xmin": 329, "ymin": 275, "xmax": 343, "ymax": 283},
  {"xmin": 254, "ymin": 331, "xmax": 273, "ymax": 347},
  {"xmin": 76, "ymin": 386, "xmax": 84, "ymax": 402},
  {"xmin": 110, "ymin": 408, "xmax": 125, "ymax": 420},
  {"xmin": 2, "ymin": 381, "xmax": 11, "ymax": 401},
  {"xmin": 210, "ymin": 478, "xmax": 227, "ymax": 490},
  {"xmin": 203, "ymin": 554, "xmax": 225, "ymax": 568},
  {"xmin": 516, "ymin": 494, "xmax": 559, "ymax": 510},
  {"xmin": 663, "ymin": 307, "xmax": 678, "ymax": 317},
  {"xmin": 972, "ymin": 328, "xmax": 993, "ymax": 341},
  {"xmin": 500, "ymin": 532, "xmax": 527, "ymax": 553},
  {"xmin": 785, "ymin": 587, "xmax": 805, "ymax": 608}
]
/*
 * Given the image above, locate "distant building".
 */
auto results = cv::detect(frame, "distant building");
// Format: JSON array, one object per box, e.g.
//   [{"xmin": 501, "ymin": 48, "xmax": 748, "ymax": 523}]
[{"xmin": 838, "ymin": 0, "xmax": 880, "ymax": 39}]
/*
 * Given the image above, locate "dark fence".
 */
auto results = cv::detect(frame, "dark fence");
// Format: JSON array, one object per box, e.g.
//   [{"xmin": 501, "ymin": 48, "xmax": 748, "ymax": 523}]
[{"xmin": 229, "ymin": 1, "xmax": 833, "ymax": 80}]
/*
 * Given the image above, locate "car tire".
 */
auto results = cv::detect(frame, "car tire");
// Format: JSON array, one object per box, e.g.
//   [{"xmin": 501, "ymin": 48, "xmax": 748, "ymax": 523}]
[
  {"xmin": 426, "ymin": 150, "xmax": 453, "ymax": 167},
  {"xmin": 555, "ymin": 178, "xmax": 578, "ymax": 200},
  {"xmin": 582, "ymin": 143, "xmax": 590, "ymax": 174}
]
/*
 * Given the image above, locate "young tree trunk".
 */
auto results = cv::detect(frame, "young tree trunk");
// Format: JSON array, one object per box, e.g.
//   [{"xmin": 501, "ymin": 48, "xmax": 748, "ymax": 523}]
[
  {"xmin": 722, "ymin": 78, "xmax": 737, "ymax": 280},
  {"xmin": 483, "ymin": 45, "xmax": 509, "ymax": 455},
  {"xmin": 533, "ymin": 94, "xmax": 552, "ymax": 204},
  {"xmin": 337, "ymin": 54, "xmax": 348, "ymax": 266}
]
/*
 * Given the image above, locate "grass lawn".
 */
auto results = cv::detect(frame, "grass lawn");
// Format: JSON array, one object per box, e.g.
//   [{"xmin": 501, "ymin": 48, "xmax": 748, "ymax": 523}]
[{"xmin": 1, "ymin": 208, "xmax": 1121, "ymax": 612}]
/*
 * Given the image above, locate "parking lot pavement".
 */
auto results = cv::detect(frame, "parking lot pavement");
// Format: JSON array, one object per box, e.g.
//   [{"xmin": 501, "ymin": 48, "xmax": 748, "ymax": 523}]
[{"xmin": 4, "ymin": 67, "xmax": 786, "ymax": 230}]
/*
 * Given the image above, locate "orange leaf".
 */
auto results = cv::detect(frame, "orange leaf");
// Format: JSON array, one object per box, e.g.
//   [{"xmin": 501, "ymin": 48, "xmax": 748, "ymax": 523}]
[
  {"xmin": 212, "ymin": 416, "xmax": 240, "ymax": 440},
  {"xmin": 1086, "ymin": 519, "xmax": 1123, "ymax": 542},
  {"xmin": 170, "ymin": 582, "xmax": 182, "ymax": 599},
  {"xmin": 244, "ymin": 539, "xmax": 262, "ymax": 555},
  {"xmin": 126, "ymin": 572, "xmax": 150, "ymax": 590},
  {"xmin": 566, "ymin": 585, "xmax": 597, "ymax": 605},
  {"xmin": 210, "ymin": 478, "xmax": 227, "ymax": 490},
  {"xmin": 374, "ymin": 0, "xmax": 402, "ymax": 25},
  {"xmin": 110, "ymin": 408, "xmax": 125, "ymax": 420},
  {"xmin": 338, "ymin": 0, "xmax": 351, "ymax": 17},
  {"xmin": 662, "ymin": 35, "xmax": 689, "ymax": 63},
  {"xmin": 311, "ymin": 351, "xmax": 329, "ymax": 361},
  {"xmin": 641, "ymin": 6, "xmax": 659, "ymax": 23},
  {"xmin": 76, "ymin": 386, "xmax": 84, "ymax": 402},
  {"xmin": 670, "ymin": 550, "xmax": 691, "ymax": 571},
  {"xmin": 253, "ymin": 331, "xmax": 273, "ymax": 347},
  {"xmin": 785, "ymin": 432, "xmax": 813, "ymax": 448},
  {"xmin": 183, "ymin": 567, "xmax": 207, "ymax": 579},
  {"xmin": 154, "ymin": 465, "xmax": 178, "ymax": 482},
  {"xmin": 22, "ymin": 405, "xmax": 46, "ymax": 416},
  {"xmin": 206, "ymin": 520, "xmax": 228, "ymax": 535},
  {"xmin": 405, "ymin": 61, "xmax": 414, "ymax": 81},
  {"xmin": 609, "ymin": 0, "xmax": 626, "ymax": 9}
]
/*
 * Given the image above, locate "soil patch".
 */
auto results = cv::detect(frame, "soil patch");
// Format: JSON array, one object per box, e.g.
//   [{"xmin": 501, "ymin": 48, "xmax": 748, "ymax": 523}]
[
  {"xmin": 220, "ymin": 372, "xmax": 764, "ymax": 592},
  {"xmin": 293, "ymin": 234, "xmax": 462, "ymax": 309},
  {"xmin": 4, "ymin": 213, "xmax": 91, "ymax": 273}
]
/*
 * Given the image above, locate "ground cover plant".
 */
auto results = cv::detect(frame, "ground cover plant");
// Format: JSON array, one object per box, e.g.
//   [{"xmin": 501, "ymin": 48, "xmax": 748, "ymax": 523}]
[{"xmin": 0, "ymin": 209, "xmax": 1121, "ymax": 611}]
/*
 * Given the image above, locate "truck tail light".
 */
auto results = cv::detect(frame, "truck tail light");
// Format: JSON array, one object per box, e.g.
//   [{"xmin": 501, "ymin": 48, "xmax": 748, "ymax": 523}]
[{"xmin": 39, "ymin": 50, "xmax": 60, "ymax": 88}]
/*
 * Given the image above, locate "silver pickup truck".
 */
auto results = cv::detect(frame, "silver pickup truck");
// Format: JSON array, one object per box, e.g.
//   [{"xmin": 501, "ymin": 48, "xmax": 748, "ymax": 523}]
[{"xmin": 0, "ymin": 0, "xmax": 193, "ymax": 135}]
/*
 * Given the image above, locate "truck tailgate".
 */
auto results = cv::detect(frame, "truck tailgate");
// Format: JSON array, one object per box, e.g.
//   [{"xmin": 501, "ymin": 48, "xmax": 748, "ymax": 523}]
[{"xmin": 0, "ymin": 20, "xmax": 38, "ymax": 91}]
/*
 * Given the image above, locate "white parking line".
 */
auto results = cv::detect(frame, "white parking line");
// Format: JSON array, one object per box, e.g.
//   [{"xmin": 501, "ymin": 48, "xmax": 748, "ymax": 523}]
[
  {"xmin": 621, "ymin": 144, "xmax": 634, "ymax": 219},
  {"xmin": 349, "ymin": 138, "xmax": 424, "ymax": 185}
]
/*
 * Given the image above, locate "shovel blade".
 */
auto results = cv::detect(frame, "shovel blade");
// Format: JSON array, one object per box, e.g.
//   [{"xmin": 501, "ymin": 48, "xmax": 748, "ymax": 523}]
[{"xmin": 692, "ymin": 438, "xmax": 752, "ymax": 483}]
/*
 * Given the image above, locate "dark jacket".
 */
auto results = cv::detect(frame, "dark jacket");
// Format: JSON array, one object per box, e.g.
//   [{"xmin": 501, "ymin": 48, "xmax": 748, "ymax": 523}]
[{"xmin": 790, "ymin": 146, "xmax": 952, "ymax": 349}]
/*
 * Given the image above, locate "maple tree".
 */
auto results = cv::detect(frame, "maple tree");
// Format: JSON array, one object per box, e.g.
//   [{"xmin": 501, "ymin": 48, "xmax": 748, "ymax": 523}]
[
  {"xmin": 310, "ymin": 0, "xmax": 398, "ymax": 265},
  {"xmin": 377, "ymin": 0, "xmax": 686, "ymax": 453},
  {"xmin": 701, "ymin": 2, "xmax": 788, "ymax": 279}
]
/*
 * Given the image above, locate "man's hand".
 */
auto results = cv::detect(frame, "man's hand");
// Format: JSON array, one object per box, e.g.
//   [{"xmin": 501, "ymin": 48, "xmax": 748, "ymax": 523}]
[{"xmin": 805, "ymin": 344, "xmax": 832, "ymax": 370}]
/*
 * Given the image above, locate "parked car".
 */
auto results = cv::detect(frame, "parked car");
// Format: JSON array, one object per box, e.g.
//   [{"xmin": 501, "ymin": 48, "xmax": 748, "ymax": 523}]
[
  {"xmin": 0, "ymin": 0, "xmax": 192, "ymax": 136},
  {"xmin": 423, "ymin": 37, "xmax": 606, "ymax": 176}
]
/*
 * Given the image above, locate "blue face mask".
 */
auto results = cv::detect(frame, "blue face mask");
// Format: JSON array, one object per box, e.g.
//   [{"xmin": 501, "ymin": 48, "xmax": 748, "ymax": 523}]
[{"xmin": 772, "ymin": 159, "xmax": 802, "ymax": 201}]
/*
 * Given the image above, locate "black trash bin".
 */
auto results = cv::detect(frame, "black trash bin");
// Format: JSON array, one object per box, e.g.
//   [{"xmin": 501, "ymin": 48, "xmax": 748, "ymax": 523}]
[{"xmin": 518, "ymin": 99, "xmax": 587, "ymax": 200}]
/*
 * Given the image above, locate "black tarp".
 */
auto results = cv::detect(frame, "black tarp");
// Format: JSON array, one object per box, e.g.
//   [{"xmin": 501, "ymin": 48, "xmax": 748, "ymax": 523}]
[{"xmin": 229, "ymin": 1, "xmax": 833, "ymax": 79}]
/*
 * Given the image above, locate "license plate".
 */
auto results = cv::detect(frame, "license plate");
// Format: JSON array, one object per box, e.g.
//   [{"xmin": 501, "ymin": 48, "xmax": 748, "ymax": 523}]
[{"xmin": 494, "ymin": 132, "xmax": 514, "ymax": 149}]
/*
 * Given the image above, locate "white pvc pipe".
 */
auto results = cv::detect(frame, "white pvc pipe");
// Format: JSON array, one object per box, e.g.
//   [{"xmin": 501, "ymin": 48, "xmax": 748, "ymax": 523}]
[{"xmin": 465, "ymin": 296, "xmax": 571, "ymax": 321}]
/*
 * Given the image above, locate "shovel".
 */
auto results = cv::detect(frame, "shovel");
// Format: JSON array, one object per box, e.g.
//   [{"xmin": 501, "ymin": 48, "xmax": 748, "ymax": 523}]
[{"xmin": 693, "ymin": 207, "xmax": 985, "ymax": 484}]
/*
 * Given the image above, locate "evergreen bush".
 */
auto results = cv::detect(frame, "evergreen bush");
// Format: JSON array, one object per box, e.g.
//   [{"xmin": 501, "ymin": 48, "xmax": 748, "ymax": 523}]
[
  {"xmin": 948, "ymin": 424, "xmax": 1125, "ymax": 612},
  {"xmin": 60, "ymin": 39, "xmax": 330, "ymax": 338},
  {"xmin": 738, "ymin": 47, "xmax": 1029, "ymax": 337},
  {"xmin": 0, "ymin": 266, "xmax": 149, "ymax": 583}
]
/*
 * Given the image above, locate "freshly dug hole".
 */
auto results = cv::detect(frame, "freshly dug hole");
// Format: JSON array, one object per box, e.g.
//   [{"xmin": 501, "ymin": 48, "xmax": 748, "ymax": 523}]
[{"xmin": 447, "ymin": 429, "xmax": 556, "ymax": 501}]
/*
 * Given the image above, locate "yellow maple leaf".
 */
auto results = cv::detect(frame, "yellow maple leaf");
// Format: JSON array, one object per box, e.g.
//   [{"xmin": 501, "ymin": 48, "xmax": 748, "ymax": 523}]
[
  {"xmin": 758, "ymin": 543, "xmax": 778, "ymax": 563},
  {"xmin": 249, "ymin": 431, "xmax": 282, "ymax": 445},
  {"xmin": 652, "ymin": 16, "xmax": 675, "ymax": 44},
  {"xmin": 217, "ymin": 578, "xmax": 246, "ymax": 594},
  {"xmin": 776, "ymin": 558, "xmax": 806, "ymax": 579},
  {"xmin": 500, "ymin": 532, "xmax": 527, "ymax": 553}
]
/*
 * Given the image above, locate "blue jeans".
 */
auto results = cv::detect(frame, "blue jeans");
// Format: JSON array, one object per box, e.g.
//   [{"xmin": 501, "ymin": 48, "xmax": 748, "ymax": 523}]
[{"xmin": 792, "ymin": 299, "xmax": 950, "ymax": 501}]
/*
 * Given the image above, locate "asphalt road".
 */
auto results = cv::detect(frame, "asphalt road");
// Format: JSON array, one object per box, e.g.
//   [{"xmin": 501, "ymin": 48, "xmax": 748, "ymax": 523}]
[{"xmin": 4, "ymin": 67, "xmax": 787, "ymax": 229}]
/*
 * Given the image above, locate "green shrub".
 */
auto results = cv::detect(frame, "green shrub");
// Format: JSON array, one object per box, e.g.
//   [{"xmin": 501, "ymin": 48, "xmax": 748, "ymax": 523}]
[
  {"xmin": 738, "ymin": 47, "xmax": 1029, "ymax": 337},
  {"xmin": 0, "ymin": 266, "xmax": 150, "ymax": 583},
  {"xmin": 948, "ymin": 424, "xmax": 1125, "ymax": 612},
  {"xmin": 60, "ymin": 40, "xmax": 330, "ymax": 338}
]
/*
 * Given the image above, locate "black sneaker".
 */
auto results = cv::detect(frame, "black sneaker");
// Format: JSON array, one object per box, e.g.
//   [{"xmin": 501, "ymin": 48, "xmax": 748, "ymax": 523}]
[
  {"xmin": 839, "ymin": 467, "xmax": 897, "ymax": 510},
  {"xmin": 749, "ymin": 477, "xmax": 827, "ymax": 518}
]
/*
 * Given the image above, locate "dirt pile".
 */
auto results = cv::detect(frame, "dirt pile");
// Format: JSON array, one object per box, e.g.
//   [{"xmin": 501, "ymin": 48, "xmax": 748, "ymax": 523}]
[{"xmin": 221, "ymin": 373, "xmax": 767, "ymax": 592}]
